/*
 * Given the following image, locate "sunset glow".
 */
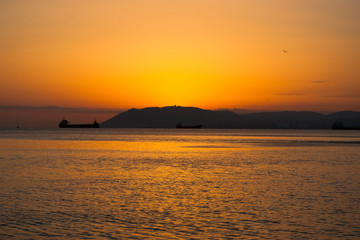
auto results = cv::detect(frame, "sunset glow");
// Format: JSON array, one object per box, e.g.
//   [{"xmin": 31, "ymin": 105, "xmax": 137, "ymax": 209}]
[{"xmin": 1, "ymin": 0, "xmax": 360, "ymax": 127}]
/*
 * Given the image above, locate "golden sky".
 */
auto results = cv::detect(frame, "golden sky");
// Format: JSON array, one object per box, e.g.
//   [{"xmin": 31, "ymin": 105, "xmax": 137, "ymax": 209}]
[{"xmin": 1, "ymin": 0, "xmax": 360, "ymax": 112}]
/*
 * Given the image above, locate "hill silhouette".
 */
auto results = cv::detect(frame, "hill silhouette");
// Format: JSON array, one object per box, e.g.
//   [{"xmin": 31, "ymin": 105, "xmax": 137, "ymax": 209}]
[{"xmin": 100, "ymin": 106, "xmax": 360, "ymax": 129}]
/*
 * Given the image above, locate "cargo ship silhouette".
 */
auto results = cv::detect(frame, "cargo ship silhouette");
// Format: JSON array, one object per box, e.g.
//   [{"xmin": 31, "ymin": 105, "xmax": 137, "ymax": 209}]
[
  {"xmin": 176, "ymin": 123, "xmax": 202, "ymax": 129},
  {"xmin": 59, "ymin": 119, "xmax": 100, "ymax": 128}
]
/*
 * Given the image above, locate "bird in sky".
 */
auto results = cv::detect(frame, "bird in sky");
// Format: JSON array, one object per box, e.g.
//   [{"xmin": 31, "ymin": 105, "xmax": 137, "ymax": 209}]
[{"xmin": 282, "ymin": 50, "xmax": 289, "ymax": 53}]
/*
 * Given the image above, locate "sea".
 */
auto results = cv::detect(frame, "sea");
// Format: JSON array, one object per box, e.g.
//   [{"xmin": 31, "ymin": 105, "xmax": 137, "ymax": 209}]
[{"xmin": 0, "ymin": 128, "xmax": 359, "ymax": 239}]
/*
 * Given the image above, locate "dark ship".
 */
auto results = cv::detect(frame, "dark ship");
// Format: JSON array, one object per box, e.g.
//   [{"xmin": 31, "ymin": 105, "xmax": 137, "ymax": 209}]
[
  {"xmin": 59, "ymin": 119, "xmax": 100, "ymax": 128},
  {"xmin": 176, "ymin": 123, "xmax": 202, "ymax": 129},
  {"xmin": 332, "ymin": 120, "xmax": 360, "ymax": 130}
]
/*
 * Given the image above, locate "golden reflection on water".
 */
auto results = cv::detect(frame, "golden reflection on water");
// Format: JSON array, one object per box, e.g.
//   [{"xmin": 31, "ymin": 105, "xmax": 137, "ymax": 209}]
[
  {"xmin": 0, "ymin": 130, "xmax": 360, "ymax": 239},
  {"xmin": 0, "ymin": 137, "xmax": 248, "ymax": 150}
]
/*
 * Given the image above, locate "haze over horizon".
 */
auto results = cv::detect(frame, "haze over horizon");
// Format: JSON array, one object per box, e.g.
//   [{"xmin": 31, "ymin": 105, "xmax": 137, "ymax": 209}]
[
  {"xmin": 1, "ymin": 104, "xmax": 359, "ymax": 128},
  {"xmin": 1, "ymin": 0, "xmax": 360, "ymax": 127}
]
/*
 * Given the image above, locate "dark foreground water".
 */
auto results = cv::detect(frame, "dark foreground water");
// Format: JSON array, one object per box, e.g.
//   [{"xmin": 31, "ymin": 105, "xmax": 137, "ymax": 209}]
[{"xmin": 0, "ymin": 129, "xmax": 359, "ymax": 239}]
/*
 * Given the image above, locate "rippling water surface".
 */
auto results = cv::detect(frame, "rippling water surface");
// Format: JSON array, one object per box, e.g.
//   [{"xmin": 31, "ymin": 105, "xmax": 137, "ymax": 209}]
[{"xmin": 0, "ymin": 129, "xmax": 359, "ymax": 239}]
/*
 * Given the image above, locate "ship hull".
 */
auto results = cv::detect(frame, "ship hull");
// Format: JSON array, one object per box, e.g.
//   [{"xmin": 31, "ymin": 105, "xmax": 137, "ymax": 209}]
[
  {"xmin": 332, "ymin": 126, "xmax": 360, "ymax": 130},
  {"xmin": 176, "ymin": 124, "xmax": 202, "ymax": 129},
  {"xmin": 59, "ymin": 124, "xmax": 99, "ymax": 128},
  {"xmin": 59, "ymin": 119, "xmax": 100, "ymax": 128}
]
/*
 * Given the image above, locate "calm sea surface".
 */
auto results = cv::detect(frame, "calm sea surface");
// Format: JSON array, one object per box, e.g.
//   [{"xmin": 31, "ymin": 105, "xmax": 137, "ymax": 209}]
[{"xmin": 0, "ymin": 129, "xmax": 359, "ymax": 239}]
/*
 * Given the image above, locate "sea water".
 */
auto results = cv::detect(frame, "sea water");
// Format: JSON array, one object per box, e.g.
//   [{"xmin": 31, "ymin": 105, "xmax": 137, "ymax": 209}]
[{"xmin": 0, "ymin": 129, "xmax": 359, "ymax": 239}]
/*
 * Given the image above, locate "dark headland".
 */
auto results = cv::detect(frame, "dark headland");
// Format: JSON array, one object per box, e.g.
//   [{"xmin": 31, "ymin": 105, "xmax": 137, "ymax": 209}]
[{"xmin": 100, "ymin": 106, "xmax": 360, "ymax": 129}]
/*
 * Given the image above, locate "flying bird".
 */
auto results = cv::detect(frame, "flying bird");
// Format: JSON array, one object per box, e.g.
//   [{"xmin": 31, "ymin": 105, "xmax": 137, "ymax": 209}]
[{"xmin": 282, "ymin": 50, "xmax": 289, "ymax": 53}]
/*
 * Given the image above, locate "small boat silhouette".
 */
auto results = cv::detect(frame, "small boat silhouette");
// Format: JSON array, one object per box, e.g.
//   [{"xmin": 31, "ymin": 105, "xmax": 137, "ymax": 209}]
[{"xmin": 332, "ymin": 120, "xmax": 360, "ymax": 130}]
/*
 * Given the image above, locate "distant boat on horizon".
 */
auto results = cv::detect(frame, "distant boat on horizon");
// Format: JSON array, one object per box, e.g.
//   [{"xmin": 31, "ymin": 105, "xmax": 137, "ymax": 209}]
[
  {"xmin": 332, "ymin": 120, "xmax": 360, "ymax": 130},
  {"xmin": 176, "ymin": 123, "xmax": 202, "ymax": 129},
  {"xmin": 59, "ymin": 119, "xmax": 100, "ymax": 128}
]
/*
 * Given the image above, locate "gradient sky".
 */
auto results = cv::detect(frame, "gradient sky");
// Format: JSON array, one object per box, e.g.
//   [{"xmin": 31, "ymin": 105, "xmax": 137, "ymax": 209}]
[{"xmin": 1, "ymin": 0, "xmax": 360, "ymax": 122}]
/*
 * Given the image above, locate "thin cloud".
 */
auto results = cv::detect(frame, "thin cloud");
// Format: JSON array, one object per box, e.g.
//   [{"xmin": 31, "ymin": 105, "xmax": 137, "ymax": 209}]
[
  {"xmin": 312, "ymin": 81, "xmax": 329, "ymax": 84},
  {"xmin": 274, "ymin": 92, "xmax": 305, "ymax": 96}
]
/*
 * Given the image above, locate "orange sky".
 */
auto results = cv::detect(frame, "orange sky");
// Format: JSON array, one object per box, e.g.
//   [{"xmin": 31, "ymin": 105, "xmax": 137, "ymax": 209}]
[{"xmin": 1, "ymin": 0, "xmax": 360, "ymax": 127}]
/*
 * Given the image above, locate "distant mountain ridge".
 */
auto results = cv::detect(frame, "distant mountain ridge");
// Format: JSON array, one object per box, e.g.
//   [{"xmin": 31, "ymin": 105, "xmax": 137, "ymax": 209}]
[{"xmin": 100, "ymin": 106, "xmax": 360, "ymax": 129}]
